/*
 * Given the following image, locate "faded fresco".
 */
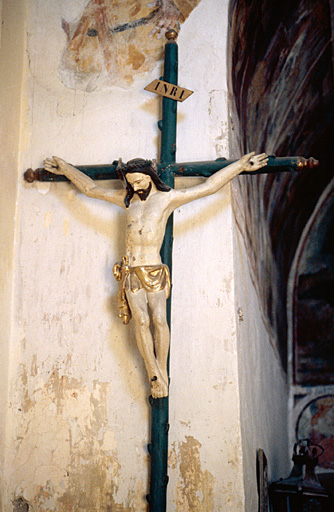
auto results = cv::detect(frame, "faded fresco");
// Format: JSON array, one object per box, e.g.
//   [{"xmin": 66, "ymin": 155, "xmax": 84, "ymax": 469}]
[
  {"xmin": 228, "ymin": 0, "xmax": 334, "ymax": 381},
  {"xmin": 228, "ymin": 0, "xmax": 334, "ymax": 479},
  {"xmin": 292, "ymin": 181, "xmax": 334, "ymax": 386},
  {"xmin": 296, "ymin": 395, "xmax": 334, "ymax": 470},
  {"xmin": 59, "ymin": 0, "xmax": 201, "ymax": 91}
]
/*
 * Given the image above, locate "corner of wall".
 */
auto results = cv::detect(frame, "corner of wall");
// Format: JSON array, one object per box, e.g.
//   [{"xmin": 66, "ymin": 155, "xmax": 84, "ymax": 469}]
[
  {"xmin": 231, "ymin": 194, "xmax": 290, "ymax": 510},
  {"xmin": 0, "ymin": 0, "xmax": 27, "ymax": 505}
]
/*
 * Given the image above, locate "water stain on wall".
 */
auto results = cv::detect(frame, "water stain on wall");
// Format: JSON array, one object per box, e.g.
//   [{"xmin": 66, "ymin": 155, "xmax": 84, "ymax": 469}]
[
  {"xmin": 59, "ymin": 0, "xmax": 201, "ymax": 90},
  {"xmin": 171, "ymin": 435, "xmax": 215, "ymax": 511},
  {"xmin": 9, "ymin": 368, "xmax": 145, "ymax": 511}
]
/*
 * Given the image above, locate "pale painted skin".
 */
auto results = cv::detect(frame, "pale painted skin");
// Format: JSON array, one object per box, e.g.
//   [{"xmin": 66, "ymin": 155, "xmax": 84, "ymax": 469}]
[{"xmin": 44, "ymin": 153, "xmax": 268, "ymax": 397}]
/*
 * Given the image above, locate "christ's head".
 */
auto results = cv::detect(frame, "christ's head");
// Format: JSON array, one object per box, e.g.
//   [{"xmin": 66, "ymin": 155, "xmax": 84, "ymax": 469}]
[{"xmin": 118, "ymin": 158, "xmax": 171, "ymax": 207}]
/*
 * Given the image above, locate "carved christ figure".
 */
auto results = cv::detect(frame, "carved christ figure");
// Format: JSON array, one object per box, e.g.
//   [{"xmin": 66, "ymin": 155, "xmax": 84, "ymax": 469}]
[{"xmin": 44, "ymin": 153, "xmax": 268, "ymax": 398}]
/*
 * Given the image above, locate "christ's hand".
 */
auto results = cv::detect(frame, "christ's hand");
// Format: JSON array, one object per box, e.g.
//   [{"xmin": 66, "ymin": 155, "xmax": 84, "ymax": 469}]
[
  {"xmin": 44, "ymin": 156, "xmax": 66, "ymax": 175},
  {"xmin": 242, "ymin": 152, "xmax": 268, "ymax": 172}
]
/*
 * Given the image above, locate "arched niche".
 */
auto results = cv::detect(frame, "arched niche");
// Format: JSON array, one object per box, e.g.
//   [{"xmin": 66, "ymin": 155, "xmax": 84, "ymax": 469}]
[{"xmin": 289, "ymin": 179, "xmax": 334, "ymax": 386}]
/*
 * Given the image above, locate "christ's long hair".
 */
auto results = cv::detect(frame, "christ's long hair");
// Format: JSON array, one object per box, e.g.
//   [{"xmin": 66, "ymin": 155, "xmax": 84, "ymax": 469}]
[{"xmin": 117, "ymin": 158, "xmax": 171, "ymax": 208}]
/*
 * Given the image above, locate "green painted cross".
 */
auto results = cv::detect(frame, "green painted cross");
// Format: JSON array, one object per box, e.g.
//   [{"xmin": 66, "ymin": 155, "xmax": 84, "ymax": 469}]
[{"xmin": 24, "ymin": 30, "xmax": 318, "ymax": 512}]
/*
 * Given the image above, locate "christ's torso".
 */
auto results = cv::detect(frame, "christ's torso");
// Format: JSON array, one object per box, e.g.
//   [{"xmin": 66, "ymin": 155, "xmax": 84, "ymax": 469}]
[{"xmin": 125, "ymin": 190, "xmax": 172, "ymax": 266}]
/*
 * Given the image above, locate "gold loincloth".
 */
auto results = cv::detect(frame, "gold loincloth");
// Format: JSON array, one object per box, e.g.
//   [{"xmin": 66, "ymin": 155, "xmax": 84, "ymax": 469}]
[{"xmin": 113, "ymin": 256, "xmax": 170, "ymax": 325}]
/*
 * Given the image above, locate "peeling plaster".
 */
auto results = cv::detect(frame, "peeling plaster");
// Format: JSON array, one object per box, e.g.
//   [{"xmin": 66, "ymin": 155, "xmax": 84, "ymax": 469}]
[
  {"xmin": 8, "ymin": 369, "xmax": 146, "ymax": 511},
  {"xmin": 36, "ymin": 182, "xmax": 50, "ymax": 195},
  {"xmin": 12, "ymin": 497, "xmax": 32, "ymax": 511},
  {"xmin": 171, "ymin": 436, "xmax": 215, "ymax": 511}
]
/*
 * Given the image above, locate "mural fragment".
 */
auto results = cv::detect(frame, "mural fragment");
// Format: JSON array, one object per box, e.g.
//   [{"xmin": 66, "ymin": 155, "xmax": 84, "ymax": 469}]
[
  {"xmin": 292, "ymin": 180, "xmax": 334, "ymax": 386},
  {"xmin": 59, "ymin": 0, "xmax": 201, "ymax": 91},
  {"xmin": 228, "ymin": 0, "xmax": 334, "ymax": 371},
  {"xmin": 296, "ymin": 395, "xmax": 334, "ymax": 470}
]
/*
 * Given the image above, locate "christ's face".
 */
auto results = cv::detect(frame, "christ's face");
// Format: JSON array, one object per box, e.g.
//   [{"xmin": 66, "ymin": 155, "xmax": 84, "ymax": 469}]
[
  {"xmin": 126, "ymin": 172, "xmax": 151, "ymax": 192},
  {"xmin": 126, "ymin": 172, "xmax": 153, "ymax": 201}
]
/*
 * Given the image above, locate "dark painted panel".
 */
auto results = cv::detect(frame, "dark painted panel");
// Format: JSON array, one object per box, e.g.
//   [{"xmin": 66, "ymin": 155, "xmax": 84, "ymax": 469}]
[{"xmin": 228, "ymin": 0, "xmax": 334, "ymax": 379}]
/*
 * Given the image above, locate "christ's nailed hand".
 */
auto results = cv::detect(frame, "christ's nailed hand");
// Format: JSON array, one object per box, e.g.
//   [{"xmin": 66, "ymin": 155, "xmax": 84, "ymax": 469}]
[
  {"xmin": 44, "ymin": 156, "xmax": 65, "ymax": 175},
  {"xmin": 242, "ymin": 152, "xmax": 268, "ymax": 172}
]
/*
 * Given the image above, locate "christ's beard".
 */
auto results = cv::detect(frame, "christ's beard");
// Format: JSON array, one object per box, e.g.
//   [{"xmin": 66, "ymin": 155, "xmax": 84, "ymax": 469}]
[{"xmin": 135, "ymin": 182, "xmax": 152, "ymax": 201}]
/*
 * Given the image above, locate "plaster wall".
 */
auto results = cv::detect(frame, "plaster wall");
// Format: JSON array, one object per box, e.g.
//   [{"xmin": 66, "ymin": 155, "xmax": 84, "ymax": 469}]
[
  {"xmin": 232, "ymin": 216, "xmax": 290, "ymax": 510},
  {"xmin": 2, "ymin": 0, "xmax": 245, "ymax": 510},
  {"xmin": 0, "ymin": 0, "xmax": 26, "ymax": 505}
]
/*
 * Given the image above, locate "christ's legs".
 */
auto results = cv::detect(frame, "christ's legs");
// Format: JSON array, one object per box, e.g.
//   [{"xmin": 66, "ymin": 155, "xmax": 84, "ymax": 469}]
[
  {"xmin": 126, "ymin": 288, "xmax": 168, "ymax": 398},
  {"xmin": 147, "ymin": 290, "xmax": 170, "ymax": 386}
]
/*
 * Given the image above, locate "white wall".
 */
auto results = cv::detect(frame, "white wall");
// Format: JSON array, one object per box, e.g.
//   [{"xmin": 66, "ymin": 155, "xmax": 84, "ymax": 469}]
[
  {"xmin": 2, "ymin": 0, "xmax": 247, "ymax": 511},
  {"xmin": 232, "ymin": 210, "xmax": 290, "ymax": 509},
  {"xmin": 0, "ymin": 1, "xmax": 26, "ymax": 508},
  {"xmin": 170, "ymin": 6, "xmax": 244, "ymax": 508}
]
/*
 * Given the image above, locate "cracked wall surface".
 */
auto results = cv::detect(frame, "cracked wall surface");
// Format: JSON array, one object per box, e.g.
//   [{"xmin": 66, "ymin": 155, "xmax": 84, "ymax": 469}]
[{"xmin": 9, "ymin": 370, "xmax": 141, "ymax": 511}]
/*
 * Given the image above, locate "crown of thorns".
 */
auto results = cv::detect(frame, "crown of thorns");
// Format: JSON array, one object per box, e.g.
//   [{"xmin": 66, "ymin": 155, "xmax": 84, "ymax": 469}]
[{"xmin": 116, "ymin": 158, "xmax": 158, "ymax": 181}]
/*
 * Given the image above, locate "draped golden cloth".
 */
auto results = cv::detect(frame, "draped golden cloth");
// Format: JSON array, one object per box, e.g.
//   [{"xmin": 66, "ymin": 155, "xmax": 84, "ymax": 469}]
[{"xmin": 113, "ymin": 256, "xmax": 170, "ymax": 325}]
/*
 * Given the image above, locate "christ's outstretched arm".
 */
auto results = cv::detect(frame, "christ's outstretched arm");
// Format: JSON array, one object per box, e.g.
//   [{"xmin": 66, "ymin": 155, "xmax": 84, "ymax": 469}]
[
  {"xmin": 167, "ymin": 152, "xmax": 268, "ymax": 211},
  {"xmin": 44, "ymin": 157, "xmax": 126, "ymax": 209}
]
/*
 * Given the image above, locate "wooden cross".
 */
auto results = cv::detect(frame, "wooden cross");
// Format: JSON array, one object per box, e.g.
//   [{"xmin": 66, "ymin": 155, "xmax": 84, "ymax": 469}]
[{"xmin": 24, "ymin": 30, "xmax": 318, "ymax": 512}]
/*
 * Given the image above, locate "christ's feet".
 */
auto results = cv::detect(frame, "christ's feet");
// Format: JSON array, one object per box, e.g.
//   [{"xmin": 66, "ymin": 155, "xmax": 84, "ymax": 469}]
[{"xmin": 150, "ymin": 375, "xmax": 168, "ymax": 398}]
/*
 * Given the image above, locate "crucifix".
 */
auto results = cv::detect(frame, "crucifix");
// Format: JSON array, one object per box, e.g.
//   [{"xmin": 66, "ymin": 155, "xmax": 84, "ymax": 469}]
[{"xmin": 24, "ymin": 30, "xmax": 318, "ymax": 512}]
